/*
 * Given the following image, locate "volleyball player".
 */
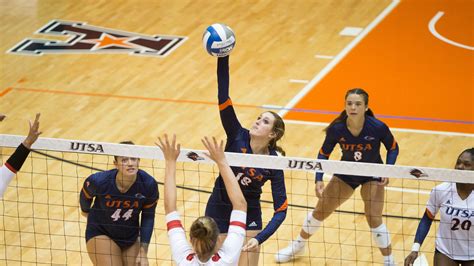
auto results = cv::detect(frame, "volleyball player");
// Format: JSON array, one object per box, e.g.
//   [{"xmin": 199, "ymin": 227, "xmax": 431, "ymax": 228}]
[
  {"xmin": 0, "ymin": 113, "xmax": 41, "ymax": 198},
  {"xmin": 80, "ymin": 141, "xmax": 158, "ymax": 266},
  {"xmin": 206, "ymin": 56, "xmax": 288, "ymax": 265},
  {"xmin": 405, "ymin": 148, "xmax": 474, "ymax": 266},
  {"xmin": 159, "ymin": 134, "xmax": 247, "ymax": 265},
  {"xmin": 276, "ymin": 88, "xmax": 399, "ymax": 265}
]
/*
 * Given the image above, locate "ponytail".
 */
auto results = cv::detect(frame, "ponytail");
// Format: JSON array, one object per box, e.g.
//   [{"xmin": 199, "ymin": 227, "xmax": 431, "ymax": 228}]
[
  {"xmin": 267, "ymin": 111, "xmax": 286, "ymax": 156},
  {"xmin": 324, "ymin": 110, "xmax": 347, "ymax": 132},
  {"xmin": 190, "ymin": 217, "xmax": 219, "ymax": 261}
]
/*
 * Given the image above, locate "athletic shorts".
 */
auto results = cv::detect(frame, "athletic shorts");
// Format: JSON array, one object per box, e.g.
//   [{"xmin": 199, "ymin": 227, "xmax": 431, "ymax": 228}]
[
  {"xmin": 85, "ymin": 222, "xmax": 138, "ymax": 249},
  {"xmin": 205, "ymin": 193, "xmax": 262, "ymax": 233},
  {"xmin": 435, "ymin": 248, "xmax": 474, "ymax": 265},
  {"xmin": 335, "ymin": 174, "xmax": 381, "ymax": 189}
]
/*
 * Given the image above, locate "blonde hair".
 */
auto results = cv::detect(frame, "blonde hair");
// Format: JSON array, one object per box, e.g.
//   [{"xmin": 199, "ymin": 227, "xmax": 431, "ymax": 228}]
[{"xmin": 190, "ymin": 216, "xmax": 219, "ymax": 261}]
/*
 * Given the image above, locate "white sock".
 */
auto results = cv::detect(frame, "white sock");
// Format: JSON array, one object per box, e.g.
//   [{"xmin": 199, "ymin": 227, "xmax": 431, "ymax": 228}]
[
  {"xmin": 384, "ymin": 254, "xmax": 395, "ymax": 264},
  {"xmin": 293, "ymin": 235, "xmax": 306, "ymax": 248}
]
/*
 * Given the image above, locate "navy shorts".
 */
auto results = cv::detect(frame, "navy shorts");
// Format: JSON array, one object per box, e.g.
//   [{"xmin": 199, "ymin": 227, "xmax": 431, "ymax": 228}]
[
  {"xmin": 86, "ymin": 222, "xmax": 138, "ymax": 249},
  {"xmin": 205, "ymin": 193, "xmax": 262, "ymax": 233},
  {"xmin": 435, "ymin": 248, "xmax": 474, "ymax": 265},
  {"xmin": 335, "ymin": 174, "xmax": 381, "ymax": 189}
]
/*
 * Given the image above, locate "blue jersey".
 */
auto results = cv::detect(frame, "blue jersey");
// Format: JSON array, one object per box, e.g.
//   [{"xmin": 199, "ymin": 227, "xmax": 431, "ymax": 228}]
[
  {"xmin": 80, "ymin": 169, "xmax": 158, "ymax": 244},
  {"xmin": 206, "ymin": 56, "xmax": 287, "ymax": 245},
  {"xmin": 315, "ymin": 115, "xmax": 399, "ymax": 181}
]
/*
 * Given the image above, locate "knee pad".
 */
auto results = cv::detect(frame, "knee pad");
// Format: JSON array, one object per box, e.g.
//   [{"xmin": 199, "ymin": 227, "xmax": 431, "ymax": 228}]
[
  {"xmin": 302, "ymin": 211, "xmax": 321, "ymax": 235},
  {"xmin": 371, "ymin": 223, "xmax": 391, "ymax": 248}
]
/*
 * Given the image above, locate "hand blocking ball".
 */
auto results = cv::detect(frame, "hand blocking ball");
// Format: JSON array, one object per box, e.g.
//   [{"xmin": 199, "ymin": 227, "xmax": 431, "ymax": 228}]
[{"xmin": 202, "ymin": 23, "xmax": 235, "ymax": 57}]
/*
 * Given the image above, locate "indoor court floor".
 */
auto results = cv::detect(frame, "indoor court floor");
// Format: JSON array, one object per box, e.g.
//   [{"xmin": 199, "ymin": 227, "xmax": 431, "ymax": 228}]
[{"xmin": 0, "ymin": 0, "xmax": 472, "ymax": 265}]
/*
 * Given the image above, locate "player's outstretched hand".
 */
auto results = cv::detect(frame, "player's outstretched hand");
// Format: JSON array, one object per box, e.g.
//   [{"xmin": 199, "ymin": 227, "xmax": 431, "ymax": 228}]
[
  {"xmin": 201, "ymin": 136, "xmax": 227, "ymax": 165},
  {"xmin": 404, "ymin": 251, "xmax": 418, "ymax": 266},
  {"xmin": 378, "ymin": 177, "xmax": 389, "ymax": 186},
  {"xmin": 23, "ymin": 113, "xmax": 42, "ymax": 149},
  {"xmin": 315, "ymin": 181, "xmax": 325, "ymax": 198},
  {"xmin": 242, "ymin": 238, "xmax": 259, "ymax": 252},
  {"xmin": 0, "ymin": 113, "xmax": 6, "ymax": 121},
  {"xmin": 135, "ymin": 248, "xmax": 149, "ymax": 266},
  {"xmin": 156, "ymin": 134, "xmax": 180, "ymax": 161}
]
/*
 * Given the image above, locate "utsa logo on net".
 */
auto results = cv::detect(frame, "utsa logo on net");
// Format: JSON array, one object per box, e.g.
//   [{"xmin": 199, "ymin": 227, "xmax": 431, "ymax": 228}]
[{"xmin": 8, "ymin": 20, "xmax": 187, "ymax": 57}]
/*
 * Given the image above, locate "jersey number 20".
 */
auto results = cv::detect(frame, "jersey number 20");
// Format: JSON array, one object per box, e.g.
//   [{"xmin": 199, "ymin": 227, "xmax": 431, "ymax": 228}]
[{"xmin": 451, "ymin": 218, "xmax": 471, "ymax": 231}]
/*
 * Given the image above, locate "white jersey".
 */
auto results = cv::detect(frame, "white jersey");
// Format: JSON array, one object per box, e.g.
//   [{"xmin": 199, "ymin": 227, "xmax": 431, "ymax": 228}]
[
  {"xmin": 426, "ymin": 182, "xmax": 474, "ymax": 261},
  {"xmin": 166, "ymin": 210, "xmax": 246, "ymax": 265},
  {"xmin": 0, "ymin": 163, "xmax": 16, "ymax": 198}
]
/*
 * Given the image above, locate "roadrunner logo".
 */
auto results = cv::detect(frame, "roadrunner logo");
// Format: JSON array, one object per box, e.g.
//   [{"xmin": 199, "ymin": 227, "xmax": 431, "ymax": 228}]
[
  {"xmin": 186, "ymin": 151, "xmax": 204, "ymax": 161},
  {"xmin": 410, "ymin": 168, "xmax": 428, "ymax": 178},
  {"xmin": 8, "ymin": 20, "xmax": 187, "ymax": 57}
]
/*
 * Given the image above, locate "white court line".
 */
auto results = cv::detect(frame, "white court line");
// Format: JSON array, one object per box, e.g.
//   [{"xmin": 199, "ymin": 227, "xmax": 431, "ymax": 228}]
[
  {"xmin": 278, "ymin": 0, "xmax": 400, "ymax": 118},
  {"xmin": 429, "ymin": 11, "xmax": 474, "ymax": 51},
  {"xmin": 385, "ymin": 186, "xmax": 430, "ymax": 195},
  {"xmin": 262, "ymin": 104, "xmax": 284, "ymax": 109},
  {"xmin": 339, "ymin": 26, "xmax": 364, "ymax": 36},
  {"xmin": 284, "ymin": 119, "xmax": 474, "ymax": 137},
  {"xmin": 289, "ymin": 79, "xmax": 309, "ymax": 84},
  {"xmin": 315, "ymin": 54, "xmax": 334, "ymax": 59}
]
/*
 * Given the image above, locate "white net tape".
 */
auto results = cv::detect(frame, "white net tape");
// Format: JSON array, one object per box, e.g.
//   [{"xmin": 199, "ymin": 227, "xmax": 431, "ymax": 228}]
[{"xmin": 1, "ymin": 134, "xmax": 472, "ymax": 183}]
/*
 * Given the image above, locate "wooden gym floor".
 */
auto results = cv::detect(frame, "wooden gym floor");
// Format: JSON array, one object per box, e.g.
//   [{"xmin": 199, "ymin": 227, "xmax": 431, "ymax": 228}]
[{"xmin": 0, "ymin": 0, "xmax": 472, "ymax": 265}]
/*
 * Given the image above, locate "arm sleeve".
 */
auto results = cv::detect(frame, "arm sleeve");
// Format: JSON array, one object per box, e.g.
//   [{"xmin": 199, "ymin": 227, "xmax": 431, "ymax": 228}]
[
  {"xmin": 79, "ymin": 175, "xmax": 97, "ymax": 213},
  {"xmin": 140, "ymin": 181, "xmax": 159, "ymax": 244},
  {"xmin": 315, "ymin": 128, "xmax": 338, "ymax": 182},
  {"xmin": 166, "ymin": 211, "xmax": 193, "ymax": 264},
  {"xmin": 0, "ymin": 143, "xmax": 31, "ymax": 198},
  {"xmin": 219, "ymin": 210, "xmax": 246, "ymax": 263},
  {"xmin": 381, "ymin": 124, "xmax": 399, "ymax": 165},
  {"xmin": 414, "ymin": 211, "xmax": 434, "ymax": 245},
  {"xmin": 217, "ymin": 56, "xmax": 242, "ymax": 139},
  {"xmin": 255, "ymin": 170, "xmax": 288, "ymax": 244}
]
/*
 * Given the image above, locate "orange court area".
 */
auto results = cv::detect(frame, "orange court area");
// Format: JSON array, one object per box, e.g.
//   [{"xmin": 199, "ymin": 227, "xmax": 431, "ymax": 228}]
[{"xmin": 285, "ymin": 0, "xmax": 473, "ymax": 134}]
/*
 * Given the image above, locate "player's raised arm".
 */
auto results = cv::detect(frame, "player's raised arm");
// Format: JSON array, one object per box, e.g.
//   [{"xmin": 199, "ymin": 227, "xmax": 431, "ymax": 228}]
[
  {"xmin": 0, "ymin": 113, "xmax": 42, "ymax": 198},
  {"xmin": 156, "ymin": 134, "xmax": 181, "ymax": 214},
  {"xmin": 201, "ymin": 136, "xmax": 246, "ymax": 212},
  {"xmin": 217, "ymin": 56, "xmax": 242, "ymax": 139}
]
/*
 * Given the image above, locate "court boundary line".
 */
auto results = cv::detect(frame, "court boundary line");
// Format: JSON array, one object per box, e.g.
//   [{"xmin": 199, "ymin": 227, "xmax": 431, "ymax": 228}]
[
  {"xmin": 285, "ymin": 119, "xmax": 474, "ymax": 137},
  {"xmin": 278, "ymin": 0, "xmax": 401, "ymax": 118},
  {"xmin": 429, "ymin": 11, "xmax": 474, "ymax": 51},
  {"xmin": 3, "ymin": 86, "xmax": 472, "ymax": 133}
]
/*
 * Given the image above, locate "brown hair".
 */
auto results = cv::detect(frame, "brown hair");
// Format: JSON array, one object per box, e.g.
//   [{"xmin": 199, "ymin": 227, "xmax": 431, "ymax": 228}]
[
  {"xmin": 267, "ymin": 111, "xmax": 286, "ymax": 156},
  {"xmin": 190, "ymin": 216, "xmax": 219, "ymax": 261},
  {"xmin": 459, "ymin": 148, "xmax": 474, "ymax": 161},
  {"xmin": 324, "ymin": 88, "xmax": 374, "ymax": 132},
  {"xmin": 114, "ymin": 141, "xmax": 135, "ymax": 161}
]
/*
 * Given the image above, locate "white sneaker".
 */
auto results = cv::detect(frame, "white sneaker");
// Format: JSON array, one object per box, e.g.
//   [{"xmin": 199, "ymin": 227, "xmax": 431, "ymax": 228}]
[{"xmin": 274, "ymin": 241, "xmax": 305, "ymax": 263}]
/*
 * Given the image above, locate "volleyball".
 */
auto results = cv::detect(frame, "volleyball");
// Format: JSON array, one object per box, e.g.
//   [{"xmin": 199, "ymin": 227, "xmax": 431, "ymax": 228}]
[{"xmin": 202, "ymin": 23, "xmax": 236, "ymax": 57}]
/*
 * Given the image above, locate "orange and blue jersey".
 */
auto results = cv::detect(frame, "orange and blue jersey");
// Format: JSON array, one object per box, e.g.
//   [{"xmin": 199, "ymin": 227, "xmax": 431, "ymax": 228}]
[
  {"xmin": 205, "ymin": 56, "xmax": 287, "ymax": 245},
  {"xmin": 315, "ymin": 115, "xmax": 399, "ymax": 182},
  {"xmin": 80, "ymin": 169, "xmax": 158, "ymax": 247}
]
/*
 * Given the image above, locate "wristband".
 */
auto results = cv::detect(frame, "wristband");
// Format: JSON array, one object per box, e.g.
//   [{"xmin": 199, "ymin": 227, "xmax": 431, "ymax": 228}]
[{"xmin": 411, "ymin": 243, "xmax": 420, "ymax": 252}]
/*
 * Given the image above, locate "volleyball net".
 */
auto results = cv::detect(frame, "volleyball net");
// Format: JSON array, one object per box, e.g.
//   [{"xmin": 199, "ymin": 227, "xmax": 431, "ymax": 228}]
[{"xmin": 0, "ymin": 134, "xmax": 472, "ymax": 265}]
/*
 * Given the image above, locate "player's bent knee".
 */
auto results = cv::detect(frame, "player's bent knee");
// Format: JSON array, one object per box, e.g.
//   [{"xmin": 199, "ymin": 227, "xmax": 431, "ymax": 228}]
[{"xmin": 371, "ymin": 223, "xmax": 391, "ymax": 248}]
